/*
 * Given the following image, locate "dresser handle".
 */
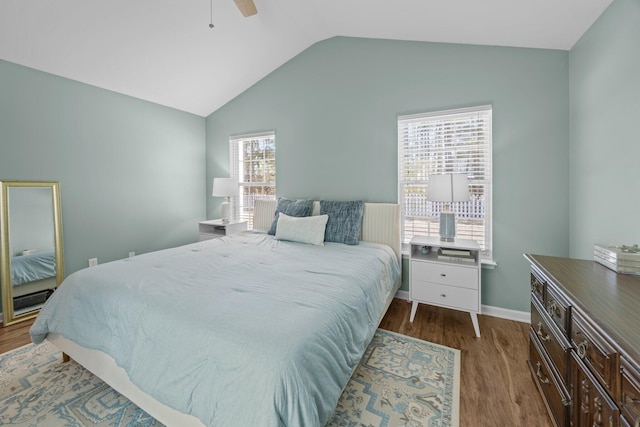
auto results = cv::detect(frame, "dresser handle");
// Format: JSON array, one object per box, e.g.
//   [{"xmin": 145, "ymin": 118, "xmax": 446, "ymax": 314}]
[
  {"xmin": 440, "ymin": 273, "xmax": 447, "ymax": 277},
  {"xmin": 536, "ymin": 322, "xmax": 550, "ymax": 341},
  {"xmin": 531, "ymin": 279, "xmax": 542, "ymax": 293},
  {"xmin": 577, "ymin": 341, "xmax": 588, "ymax": 359},
  {"xmin": 547, "ymin": 301, "xmax": 557, "ymax": 317},
  {"xmin": 440, "ymin": 294, "xmax": 447, "ymax": 298},
  {"xmin": 535, "ymin": 362, "xmax": 550, "ymax": 384}
]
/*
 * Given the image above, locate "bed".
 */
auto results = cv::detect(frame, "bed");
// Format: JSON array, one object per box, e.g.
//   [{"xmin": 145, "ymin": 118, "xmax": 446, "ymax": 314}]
[
  {"xmin": 30, "ymin": 200, "xmax": 401, "ymax": 427},
  {"xmin": 11, "ymin": 250, "xmax": 57, "ymax": 298}
]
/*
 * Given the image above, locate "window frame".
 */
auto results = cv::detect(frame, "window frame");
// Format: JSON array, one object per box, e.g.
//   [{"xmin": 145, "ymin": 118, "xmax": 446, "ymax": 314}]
[
  {"xmin": 229, "ymin": 131, "xmax": 276, "ymax": 229},
  {"xmin": 398, "ymin": 105, "xmax": 493, "ymax": 261}
]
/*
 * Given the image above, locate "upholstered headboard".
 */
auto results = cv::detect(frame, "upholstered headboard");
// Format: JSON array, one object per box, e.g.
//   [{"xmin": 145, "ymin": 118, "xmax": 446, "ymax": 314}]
[{"xmin": 253, "ymin": 200, "xmax": 401, "ymax": 261}]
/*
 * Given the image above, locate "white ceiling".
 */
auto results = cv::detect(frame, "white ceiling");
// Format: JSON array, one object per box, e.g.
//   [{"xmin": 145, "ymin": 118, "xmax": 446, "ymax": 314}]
[{"xmin": 0, "ymin": 0, "xmax": 613, "ymax": 117}]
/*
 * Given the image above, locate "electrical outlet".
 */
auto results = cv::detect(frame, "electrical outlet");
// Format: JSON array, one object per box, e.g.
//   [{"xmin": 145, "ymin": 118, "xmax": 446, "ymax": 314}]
[
  {"xmin": 128, "ymin": 252, "xmax": 135, "ymax": 258},
  {"xmin": 88, "ymin": 258, "xmax": 98, "ymax": 267}
]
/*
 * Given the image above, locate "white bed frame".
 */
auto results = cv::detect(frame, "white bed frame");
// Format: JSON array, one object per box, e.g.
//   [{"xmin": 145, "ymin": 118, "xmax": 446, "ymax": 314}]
[
  {"xmin": 47, "ymin": 201, "xmax": 401, "ymax": 427},
  {"xmin": 12, "ymin": 276, "xmax": 56, "ymax": 298}
]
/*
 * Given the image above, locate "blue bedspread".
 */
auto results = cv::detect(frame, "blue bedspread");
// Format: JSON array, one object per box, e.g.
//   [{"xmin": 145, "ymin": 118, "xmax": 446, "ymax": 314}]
[
  {"xmin": 11, "ymin": 250, "xmax": 56, "ymax": 286},
  {"xmin": 31, "ymin": 233, "xmax": 400, "ymax": 427}
]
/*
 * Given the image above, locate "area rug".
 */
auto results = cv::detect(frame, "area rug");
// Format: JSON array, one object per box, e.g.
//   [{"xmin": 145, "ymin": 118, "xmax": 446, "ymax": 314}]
[{"xmin": 0, "ymin": 329, "xmax": 460, "ymax": 427}]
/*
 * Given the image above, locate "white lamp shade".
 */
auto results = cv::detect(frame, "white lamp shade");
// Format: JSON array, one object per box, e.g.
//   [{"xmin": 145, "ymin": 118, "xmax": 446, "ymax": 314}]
[
  {"xmin": 212, "ymin": 178, "xmax": 238, "ymax": 197},
  {"xmin": 427, "ymin": 174, "xmax": 470, "ymax": 202}
]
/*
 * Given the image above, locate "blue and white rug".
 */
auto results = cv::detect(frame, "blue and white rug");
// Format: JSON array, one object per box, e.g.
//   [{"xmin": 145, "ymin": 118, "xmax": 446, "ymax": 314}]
[
  {"xmin": 327, "ymin": 329, "xmax": 460, "ymax": 427},
  {"xmin": 0, "ymin": 329, "xmax": 459, "ymax": 427}
]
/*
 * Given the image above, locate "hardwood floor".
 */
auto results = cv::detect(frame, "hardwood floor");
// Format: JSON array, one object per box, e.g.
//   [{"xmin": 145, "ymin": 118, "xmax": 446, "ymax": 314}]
[
  {"xmin": 0, "ymin": 316, "xmax": 35, "ymax": 354},
  {"xmin": 1, "ymin": 299, "xmax": 551, "ymax": 426}
]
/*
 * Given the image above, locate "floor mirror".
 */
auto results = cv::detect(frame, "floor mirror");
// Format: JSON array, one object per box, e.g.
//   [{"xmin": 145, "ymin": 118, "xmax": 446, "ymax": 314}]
[{"xmin": 0, "ymin": 181, "xmax": 64, "ymax": 327}]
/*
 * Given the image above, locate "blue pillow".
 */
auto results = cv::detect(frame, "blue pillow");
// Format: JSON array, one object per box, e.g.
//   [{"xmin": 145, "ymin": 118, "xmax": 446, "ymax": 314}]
[
  {"xmin": 320, "ymin": 200, "xmax": 364, "ymax": 245},
  {"xmin": 267, "ymin": 198, "xmax": 314, "ymax": 235}
]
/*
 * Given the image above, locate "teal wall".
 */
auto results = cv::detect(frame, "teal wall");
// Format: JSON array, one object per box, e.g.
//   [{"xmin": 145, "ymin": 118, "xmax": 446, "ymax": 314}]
[
  {"xmin": 0, "ymin": 59, "xmax": 206, "ymax": 282},
  {"xmin": 569, "ymin": 0, "xmax": 640, "ymax": 258},
  {"xmin": 10, "ymin": 3, "xmax": 633, "ymax": 316},
  {"xmin": 206, "ymin": 37, "xmax": 570, "ymax": 312}
]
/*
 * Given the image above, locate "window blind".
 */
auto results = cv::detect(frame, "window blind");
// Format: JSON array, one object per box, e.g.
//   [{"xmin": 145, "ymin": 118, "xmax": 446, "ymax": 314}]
[
  {"xmin": 398, "ymin": 105, "xmax": 492, "ymax": 259},
  {"xmin": 229, "ymin": 131, "xmax": 276, "ymax": 229}
]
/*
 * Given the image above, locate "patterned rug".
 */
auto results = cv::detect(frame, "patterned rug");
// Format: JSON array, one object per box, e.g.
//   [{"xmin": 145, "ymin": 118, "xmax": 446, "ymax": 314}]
[{"xmin": 0, "ymin": 329, "xmax": 460, "ymax": 427}]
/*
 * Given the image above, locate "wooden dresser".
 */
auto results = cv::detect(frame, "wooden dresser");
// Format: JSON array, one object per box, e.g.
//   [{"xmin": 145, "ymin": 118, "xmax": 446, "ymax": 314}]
[{"xmin": 525, "ymin": 254, "xmax": 640, "ymax": 427}]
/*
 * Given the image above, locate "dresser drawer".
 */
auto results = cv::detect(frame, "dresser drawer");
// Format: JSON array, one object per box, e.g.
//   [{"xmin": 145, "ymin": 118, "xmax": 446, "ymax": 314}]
[
  {"xmin": 529, "ymin": 330, "xmax": 571, "ymax": 427},
  {"xmin": 621, "ymin": 357, "xmax": 640, "ymax": 426},
  {"xmin": 572, "ymin": 353, "xmax": 620, "ymax": 427},
  {"xmin": 531, "ymin": 298, "xmax": 571, "ymax": 384},
  {"xmin": 531, "ymin": 270, "xmax": 546, "ymax": 305},
  {"xmin": 571, "ymin": 312, "xmax": 619, "ymax": 398},
  {"xmin": 411, "ymin": 280, "xmax": 479, "ymax": 312},
  {"xmin": 545, "ymin": 285, "xmax": 570, "ymax": 335},
  {"xmin": 411, "ymin": 261, "xmax": 478, "ymax": 290}
]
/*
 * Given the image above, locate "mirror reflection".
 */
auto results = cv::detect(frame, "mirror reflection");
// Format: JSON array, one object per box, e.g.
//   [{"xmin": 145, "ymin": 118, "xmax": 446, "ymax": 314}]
[
  {"xmin": 9, "ymin": 187, "xmax": 57, "ymax": 315},
  {"xmin": 1, "ymin": 181, "xmax": 64, "ymax": 326}
]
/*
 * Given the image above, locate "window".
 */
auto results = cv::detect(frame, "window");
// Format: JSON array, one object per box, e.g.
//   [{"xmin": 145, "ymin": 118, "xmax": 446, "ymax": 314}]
[
  {"xmin": 229, "ymin": 132, "xmax": 276, "ymax": 229},
  {"xmin": 398, "ymin": 105, "xmax": 492, "ymax": 260}
]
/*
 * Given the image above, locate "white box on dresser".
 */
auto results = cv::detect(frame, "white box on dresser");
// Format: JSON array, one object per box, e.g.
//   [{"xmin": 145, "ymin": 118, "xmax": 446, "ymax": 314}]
[{"xmin": 409, "ymin": 236, "xmax": 482, "ymax": 337}]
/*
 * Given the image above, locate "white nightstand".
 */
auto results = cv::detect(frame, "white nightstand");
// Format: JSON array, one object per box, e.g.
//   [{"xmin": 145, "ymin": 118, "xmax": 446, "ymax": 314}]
[
  {"xmin": 198, "ymin": 219, "xmax": 247, "ymax": 241},
  {"xmin": 409, "ymin": 236, "xmax": 482, "ymax": 337}
]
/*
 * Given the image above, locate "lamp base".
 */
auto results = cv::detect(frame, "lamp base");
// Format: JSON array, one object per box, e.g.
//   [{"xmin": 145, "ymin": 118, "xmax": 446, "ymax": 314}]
[
  {"xmin": 220, "ymin": 200, "xmax": 230, "ymax": 224},
  {"xmin": 439, "ymin": 212, "xmax": 456, "ymax": 242}
]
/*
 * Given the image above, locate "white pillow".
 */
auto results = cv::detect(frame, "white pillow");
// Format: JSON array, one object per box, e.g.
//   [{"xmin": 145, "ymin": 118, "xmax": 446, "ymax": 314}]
[{"xmin": 275, "ymin": 212, "xmax": 329, "ymax": 246}]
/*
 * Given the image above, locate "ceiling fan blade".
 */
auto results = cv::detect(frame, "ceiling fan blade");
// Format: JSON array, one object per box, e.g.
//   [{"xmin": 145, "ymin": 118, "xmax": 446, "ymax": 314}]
[{"xmin": 233, "ymin": 0, "xmax": 257, "ymax": 17}]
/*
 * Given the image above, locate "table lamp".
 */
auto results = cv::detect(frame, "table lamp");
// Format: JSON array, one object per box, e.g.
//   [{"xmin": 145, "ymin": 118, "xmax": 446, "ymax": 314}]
[
  {"xmin": 427, "ymin": 174, "xmax": 469, "ymax": 242},
  {"xmin": 212, "ymin": 178, "xmax": 238, "ymax": 223}
]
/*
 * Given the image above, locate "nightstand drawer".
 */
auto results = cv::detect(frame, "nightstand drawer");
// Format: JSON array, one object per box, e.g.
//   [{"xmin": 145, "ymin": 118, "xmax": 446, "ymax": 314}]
[
  {"xmin": 411, "ymin": 281, "xmax": 479, "ymax": 312},
  {"xmin": 411, "ymin": 261, "xmax": 478, "ymax": 290}
]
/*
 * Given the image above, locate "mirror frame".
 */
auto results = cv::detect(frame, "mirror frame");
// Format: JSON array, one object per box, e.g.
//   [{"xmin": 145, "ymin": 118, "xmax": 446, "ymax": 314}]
[{"xmin": 0, "ymin": 181, "xmax": 64, "ymax": 327}]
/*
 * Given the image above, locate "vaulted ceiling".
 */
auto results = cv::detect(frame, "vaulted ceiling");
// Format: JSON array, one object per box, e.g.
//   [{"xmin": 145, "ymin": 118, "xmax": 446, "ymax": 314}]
[{"xmin": 0, "ymin": 0, "xmax": 613, "ymax": 116}]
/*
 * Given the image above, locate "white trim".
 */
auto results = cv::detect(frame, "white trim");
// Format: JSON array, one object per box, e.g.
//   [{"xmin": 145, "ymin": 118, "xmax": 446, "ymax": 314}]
[
  {"xmin": 229, "ymin": 130, "xmax": 276, "ymax": 140},
  {"xmin": 394, "ymin": 290, "xmax": 530, "ymax": 324},
  {"xmin": 398, "ymin": 104, "xmax": 493, "ymax": 122},
  {"xmin": 395, "ymin": 289, "xmax": 410, "ymax": 300},
  {"xmin": 480, "ymin": 305, "xmax": 530, "ymax": 323},
  {"xmin": 397, "ymin": 104, "xmax": 493, "ymax": 261}
]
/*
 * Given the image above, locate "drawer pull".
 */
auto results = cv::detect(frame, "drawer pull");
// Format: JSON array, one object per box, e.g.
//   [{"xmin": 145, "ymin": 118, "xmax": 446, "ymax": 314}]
[
  {"xmin": 547, "ymin": 300, "xmax": 557, "ymax": 317},
  {"xmin": 536, "ymin": 322, "xmax": 550, "ymax": 342},
  {"xmin": 576, "ymin": 341, "xmax": 588, "ymax": 359},
  {"xmin": 440, "ymin": 273, "xmax": 447, "ymax": 277},
  {"xmin": 531, "ymin": 279, "xmax": 542, "ymax": 293},
  {"xmin": 535, "ymin": 361, "xmax": 550, "ymax": 385},
  {"xmin": 440, "ymin": 294, "xmax": 447, "ymax": 298}
]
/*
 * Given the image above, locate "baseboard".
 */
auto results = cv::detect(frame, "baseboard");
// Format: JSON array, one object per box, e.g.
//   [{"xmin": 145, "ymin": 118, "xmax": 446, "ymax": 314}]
[
  {"xmin": 395, "ymin": 289, "xmax": 410, "ymax": 300},
  {"xmin": 480, "ymin": 305, "xmax": 530, "ymax": 323},
  {"xmin": 393, "ymin": 290, "xmax": 530, "ymax": 324}
]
